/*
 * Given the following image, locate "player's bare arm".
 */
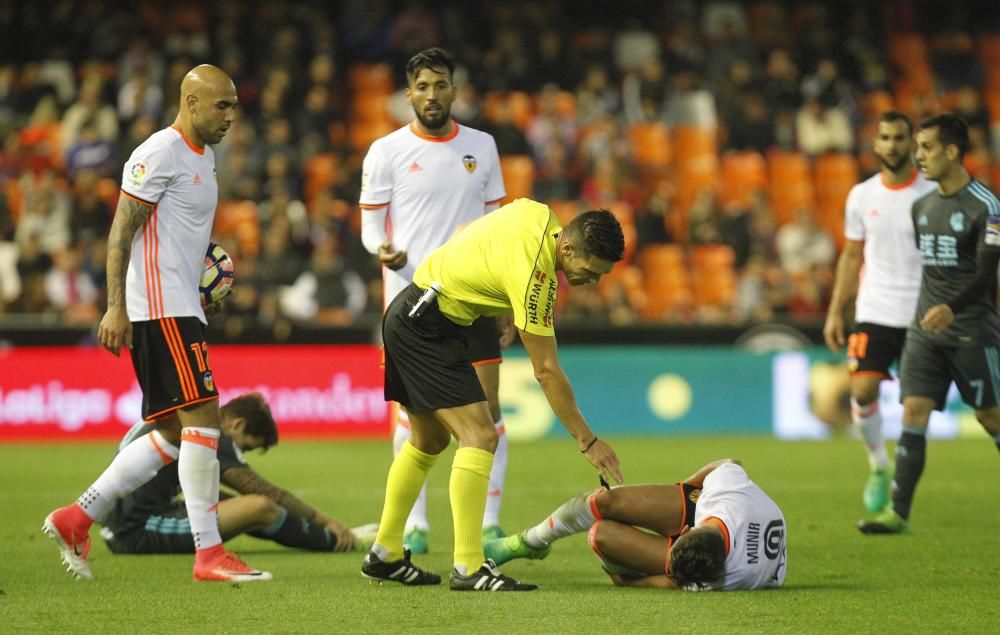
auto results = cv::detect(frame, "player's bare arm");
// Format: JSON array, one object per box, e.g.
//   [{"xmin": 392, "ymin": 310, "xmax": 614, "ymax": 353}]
[
  {"xmin": 220, "ymin": 466, "xmax": 356, "ymax": 550},
  {"xmin": 98, "ymin": 195, "xmax": 153, "ymax": 355},
  {"xmin": 824, "ymin": 240, "xmax": 864, "ymax": 352},
  {"xmin": 682, "ymin": 459, "xmax": 741, "ymax": 488},
  {"xmin": 377, "ymin": 240, "xmax": 408, "ymax": 270},
  {"xmin": 612, "ymin": 573, "xmax": 679, "ymax": 589},
  {"xmin": 518, "ymin": 328, "xmax": 623, "ymax": 484}
]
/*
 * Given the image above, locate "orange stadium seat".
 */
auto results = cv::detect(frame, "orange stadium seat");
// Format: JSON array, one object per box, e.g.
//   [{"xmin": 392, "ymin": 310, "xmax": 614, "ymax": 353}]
[
  {"xmin": 638, "ymin": 244, "xmax": 693, "ymax": 319},
  {"xmin": 351, "ymin": 93, "xmax": 393, "ymax": 124},
  {"xmin": 814, "ymin": 153, "xmax": 859, "ymax": 247},
  {"xmin": 349, "ymin": 63, "xmax": 394, "ymax": 96},
  {"xmin": 349, "ymin": 119, "xmax": 395, "ymax": 153},
  {"xmin": 628, "ymin": 122, "xmax": 671, "ymax": 171},
  {"xmin": 213, "ymin": 200, "xmax": 261, "ymax": 257},
  {"xmin": 303, "ymin": 153, "xmax": 339, "ymax": 204},
  {"xmin": 506, "ymin": 91, "xmax": 536, "ymax": 130},
  {"xmin": 767, "ymin": 150, "xmax": 815, "ymax": 226},
  {"xmin": 690, "ymin": 244, "xmax": 736, "ymax": 308},
  {"xmin": 673, "ymin": 126, "xmax": 717, "ymax": 161},
  {"xmin": 553, "ymin": 90, "xmax": 577, "ymax": 119},
  {"xmin": 547, "ymin": 199, "xmax": 580, "ymax": 226},
  {"xmin": 861, "ymin": 91, "xmax": 895, "ymax": 119},
  {"xmin": 720, "ymin": 151, "xmax": 768, "ymax": 208},
  {"xmin": 500, "ymin": 155, "xmax": 534, "ymax": 200}
]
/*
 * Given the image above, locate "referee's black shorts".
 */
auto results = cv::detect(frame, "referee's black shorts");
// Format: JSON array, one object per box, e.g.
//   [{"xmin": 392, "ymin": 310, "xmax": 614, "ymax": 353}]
[
  {"xmin": 129, "ymin": 316, "xmax": 219, "ymax": 422},
  {"xmin": 382, "ymin": 284, "xmax": 487, "ymax": 412},
  {"xmin": 467, "ymin": 316, "xmax": 501, "ymax": 366}
]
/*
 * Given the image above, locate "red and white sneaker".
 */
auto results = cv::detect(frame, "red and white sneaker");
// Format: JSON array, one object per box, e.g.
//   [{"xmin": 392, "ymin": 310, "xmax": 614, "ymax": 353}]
[
  {"xmin": 42, "ymin": 505, "xmax": 94, "ymax": 580},
  {"xmin": 193, "ymin": 550, "xmax": 273, "ymax": 582}
]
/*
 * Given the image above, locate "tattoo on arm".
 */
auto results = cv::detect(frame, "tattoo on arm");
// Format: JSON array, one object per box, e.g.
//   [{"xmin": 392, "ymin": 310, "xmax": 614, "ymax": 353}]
[
  {"xmin": 106, "ymin": 196, "xmax": 153, "ymax": 308},
  {"xmin": 221, "ymin": 467, "xmax": 319, "ymax": 522}
]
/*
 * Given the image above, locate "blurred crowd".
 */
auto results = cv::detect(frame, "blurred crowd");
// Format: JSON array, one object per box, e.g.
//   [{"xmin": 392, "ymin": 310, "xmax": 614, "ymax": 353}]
[{"xmin": 2, "ymin": 0, "xmax": 1000, "ymax": 334}]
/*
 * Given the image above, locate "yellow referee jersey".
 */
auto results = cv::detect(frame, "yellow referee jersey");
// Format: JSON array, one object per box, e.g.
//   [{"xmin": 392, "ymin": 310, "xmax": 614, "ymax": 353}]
[{"xmin": 414, "ymin": 198, "xmax": 560, "ymax": 336}]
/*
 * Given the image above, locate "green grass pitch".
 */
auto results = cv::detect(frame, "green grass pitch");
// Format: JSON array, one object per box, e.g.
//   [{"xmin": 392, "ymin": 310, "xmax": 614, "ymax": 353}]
[{"xmin": 1, "ymin": 436, "xmax": 998, "ymax": 633}]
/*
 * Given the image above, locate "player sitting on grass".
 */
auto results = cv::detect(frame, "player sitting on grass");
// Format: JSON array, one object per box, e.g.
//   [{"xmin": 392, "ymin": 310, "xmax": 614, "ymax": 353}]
[
  {"xmin": 48, "ymin": 393, "xmax": 373, "ymax": 575},
  {"xmin": 484, "ymin": 460, "xmax": 787, "ymax": 590}
]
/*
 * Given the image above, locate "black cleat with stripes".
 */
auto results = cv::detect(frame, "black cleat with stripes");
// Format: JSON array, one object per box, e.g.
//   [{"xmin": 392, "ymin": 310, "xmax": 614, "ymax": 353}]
[
  {"xmin": 449, "ymin": 559, "xmax": 538, "ymax": 591},
  {"xmin": 362, "ymin": 548, "xmax": 441, "ymax": 586}
]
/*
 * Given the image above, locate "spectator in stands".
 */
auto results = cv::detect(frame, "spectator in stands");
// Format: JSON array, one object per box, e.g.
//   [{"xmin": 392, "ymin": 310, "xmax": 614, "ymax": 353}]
[
  {"xmin": 62, "ymin": 77, "xmax": 119, "ymax": 156},
  {"xmin": 280, "ymin": 237, "xmax": 366, "ymax": 326},
  {"xmin": 527, "ymin": 84, "xmax": 578, "ymax": 165},
  {"xmin": 724, "ymin": 95, "xmax": 774, "ymax": 153},
  {"xmin": 795, "ymin": 95, "xmax": 853, "ymax": 156},
  {"xmin": 44, "ymin": 247, "xmax": 98, "ymax": 324},
  {"xmin": 484, "ymin": 99, "xmax": 531, "ymax": 156},
  {"xmin": 775, "ymin": 208, "xmax": 835, "ymax": 275},
  {"xmin": 14, "ymin": 177, "xmax": 70, "ymax": 255},
  {"xmin": 65, "ymin": 120, "xmax": 116, "ymax": 179},
  {"xmin": 576, "ymin": 65, "xmax": 621, "ymax": 124},
  {"xmin": 622, "ymin": 57, "xmax": 669, "ymax": 124}
]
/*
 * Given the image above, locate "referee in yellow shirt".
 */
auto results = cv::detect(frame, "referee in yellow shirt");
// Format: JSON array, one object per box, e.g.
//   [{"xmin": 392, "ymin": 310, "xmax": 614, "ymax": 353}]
[{"xmin": 361, "ymin": 198, "xmax": 626, "ymax": 591}]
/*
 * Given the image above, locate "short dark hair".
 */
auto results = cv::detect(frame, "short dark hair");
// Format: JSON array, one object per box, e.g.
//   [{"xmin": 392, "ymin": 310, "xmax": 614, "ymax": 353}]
[
  {"xmin": 667, "ymin": 527, "xmax": 727, "ymax": 589},
  {"xmin": 878, "ymin": 110, "xmax": 912, "ymax": 135},
  {"xmin": 563, "ymin": 209, "xmax": 625, "ymax": 263},
  {"xmin": 918, "ymin": 113, "xmax": 970, "ymax": 158},
  {"xmin": 406, "ymin": 48, "xmax": 455, "ymax": 84},
  {"xmin": 221, "ymin": 392, "xmax": 278, "ymax": 451}
]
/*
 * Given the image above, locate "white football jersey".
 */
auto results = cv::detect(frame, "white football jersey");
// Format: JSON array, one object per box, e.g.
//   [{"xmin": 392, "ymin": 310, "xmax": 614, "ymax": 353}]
[
  {"xmin": 693, "ymin": 463, "xmax": 787, "ymax": 590},
  {"xmin": 359, "ymin": 121, "xmax": 505, "ymax": 307},
  {"xmin": 844, "ymin": 171, "xmax": 936, "ymax": 327},
  {"xmin": 121, "ymin": 127, "xmax": 219, "ymax": 324}
]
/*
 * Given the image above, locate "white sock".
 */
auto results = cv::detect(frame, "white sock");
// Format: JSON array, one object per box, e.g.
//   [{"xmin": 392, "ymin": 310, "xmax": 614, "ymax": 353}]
[
  {"xmin": 852, "ymin": 397, "xmax": 889, "ymax": 470},
  {"xmin": 525, "ymin": 490, "xmax": 600, "ymax": 549},
  {"xmin": 78, "ymin": 429, "xmax": 178, "ymax": 521},
  {"xmin": 393, "ymin": 414, "xmax": 429, "ymax": 531},
  {"xmin": 178, "ymin": 427, "xmax": 222, "ymax": 550},
  {"xmin": 482, "ymin": 419, "xmax": 508, "ymax": 528}
]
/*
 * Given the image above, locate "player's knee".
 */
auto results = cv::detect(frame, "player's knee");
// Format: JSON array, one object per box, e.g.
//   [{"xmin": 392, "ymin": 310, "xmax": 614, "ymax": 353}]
[
  {"xmin": 246, "ymin": 494, "xmax": 279, "ymax": 523},
  {"xmin": 591, "ymin": 488, "xmax": 615, "ymax": 519}
]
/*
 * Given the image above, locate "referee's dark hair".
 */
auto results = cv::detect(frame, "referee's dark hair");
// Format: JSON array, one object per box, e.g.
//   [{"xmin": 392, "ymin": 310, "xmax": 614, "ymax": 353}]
[
  {"xmin": 564, "ymin": 209, "xmax": 626, "ymax": 263},
  {"xmin": 667, "ymin": 527, "xmax": 727, "ymax": 590},
  {"xmin": 879, "ymin": 110, "xmax": 912, "ymax": 135},
  {"xmin": 222, "ymin": 392, "xmax": 278, "ymax": 451},
  {"xmin": 918, "ymin": 113, "xmax": 970, "ymax": 159},
  {"xmin": 406, "ymin": 47, "xmax": 456, "ymax": 84}
]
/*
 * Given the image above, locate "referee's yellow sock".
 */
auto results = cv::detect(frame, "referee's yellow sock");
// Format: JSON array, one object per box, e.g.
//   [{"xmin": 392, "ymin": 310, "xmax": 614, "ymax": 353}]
[
  {"xmin": 450, "ymin": 446, "xmax": 494, "ymax": 574},
  {"xmin": 374, "ymin": 441, "xmax": 439, "ymax": 561}
]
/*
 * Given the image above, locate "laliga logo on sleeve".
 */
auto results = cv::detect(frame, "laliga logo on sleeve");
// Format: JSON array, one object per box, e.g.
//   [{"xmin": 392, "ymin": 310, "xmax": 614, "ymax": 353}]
[{"xmin": 126, "ymin": 162, "xmax": 147, "ymax": 187}]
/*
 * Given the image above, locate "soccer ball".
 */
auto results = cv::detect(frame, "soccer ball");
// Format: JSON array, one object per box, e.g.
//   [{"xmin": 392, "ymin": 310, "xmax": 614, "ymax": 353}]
[{"xmin": 200, "ymin": 242, "xmax": 234, "ymax": 307}]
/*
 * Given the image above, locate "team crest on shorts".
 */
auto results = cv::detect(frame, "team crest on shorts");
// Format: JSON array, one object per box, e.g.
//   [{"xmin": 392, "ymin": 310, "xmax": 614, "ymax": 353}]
[
  {"xmin": 688, "ymin": 488, "xmax": 701, "ymax": 504},
  {"xmin": 462, "ymin": 154, "xmax": 477, "ymax": 173},
  {"xmin": 203, "ymin": 371, "xmax": 215, "ymax": 392}
]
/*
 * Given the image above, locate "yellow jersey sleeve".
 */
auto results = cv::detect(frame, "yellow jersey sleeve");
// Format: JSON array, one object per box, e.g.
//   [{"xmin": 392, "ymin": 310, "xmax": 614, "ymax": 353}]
[{"xmin": 414, "ymin": 198, "xmax": 560, "ymax": 336}]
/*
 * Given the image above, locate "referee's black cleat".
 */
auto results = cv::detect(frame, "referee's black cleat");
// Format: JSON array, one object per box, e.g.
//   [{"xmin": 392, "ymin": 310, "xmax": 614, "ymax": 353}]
[
  {"xmin": 449, "ymin": 559, "xmax": 538, "ymax": 591},
  {"xmin": 362, "ymin": 547, "xmax": 441, "ymax": 585}
]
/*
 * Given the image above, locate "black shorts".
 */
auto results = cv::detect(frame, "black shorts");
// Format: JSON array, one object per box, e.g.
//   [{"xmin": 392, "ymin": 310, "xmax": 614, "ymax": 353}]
[
  {"xmin": 382, "ymin": 284, "xmax": 487, "ymax": 411},
  {"xmin": 129, "ymin": 317, "xmax": 219, "ymax": 421},
  {"xmin": 102, "ymin": 502, "xmax": 194, "ymax": 554},
  {"xmin": 847, "ymin": 322, "xmax": 907, "ymax": 379},
  {"xmin": 467, "ymin": 316, "xmax": 502, "ymax": 366},
  {"xmin": 900, "ymin": 334, "xmax": 1000, "ymax": 410}
]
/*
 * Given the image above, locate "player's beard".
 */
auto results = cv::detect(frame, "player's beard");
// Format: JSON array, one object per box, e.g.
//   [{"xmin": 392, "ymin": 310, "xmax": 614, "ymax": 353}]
[
  {"xmin": 415, "ymin": 105, "xmax": 451, "ymax": 132},
  {"xmin": 878, "ymin": 154, "xmax": 908, "ymax": 174}
]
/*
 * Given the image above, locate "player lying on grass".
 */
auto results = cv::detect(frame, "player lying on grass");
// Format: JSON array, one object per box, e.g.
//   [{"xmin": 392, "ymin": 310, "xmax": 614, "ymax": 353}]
[
  {"xmin": 484, "ymin": 460, "xmax": 787, "ymax": 590},
  {"xmin": 49, "ymin": 393, "xmax": 373, "ymax": 574}
]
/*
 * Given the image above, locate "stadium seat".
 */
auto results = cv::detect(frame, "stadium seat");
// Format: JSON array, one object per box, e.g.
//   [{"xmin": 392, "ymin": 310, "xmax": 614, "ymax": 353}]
[
  {"xmin": 767, "ymin": 150, "xmax": 815, "ymax": 226},
  {"xmin": 673, "ymin": 126, "xmax": 717, "ymax": 161},
  {"xmin": 213, "ymin": 200, "xmax": 261, "ymax": 257},
  {"xmin": 690, "ymin": 244, "xmax": 736, "ymax": 308},
  {"xmin": 720, "ymin": 151, "xmax": 768, "ymax": 208},
  {"xmin": 638, "ymin": 244, "xmax": 693, "ymax": 319},
  {"xmin": 348, "ymin": 119, "xmax": 396, "ymax": 153},
  {"xmin": 814, "ymin": 153, "xmax": 859, "ymax": 247},
  {"xmin": 349, "ymin": 63, "xmax": 394, "ymax": 96},
  {"xmin": 506, "ymin": 91, "xmax": 536, "ymax": 130},
  {"xmin": 861, "ymin": 91, "xmax": 895, "ymax": 118},
  {"xmin": 303, "ymin": 153, "xmax": 339, "ymax": 205},
  {"xmin": 547, "ymin": 199, "xmax": 580, "ymax": 227},
  {"xmin": 628, "ymin": 122, "xmax": 672, "ymax": 171},
  {"xmin": 500, "ymin": 155, "xmax": 534, "ymax": 200}
]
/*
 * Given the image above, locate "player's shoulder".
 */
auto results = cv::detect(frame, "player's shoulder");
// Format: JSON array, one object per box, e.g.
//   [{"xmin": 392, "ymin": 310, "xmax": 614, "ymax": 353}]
[
  {"xmin": 456, "ymin": 123, "xmax": 496, "ymax": 143},
  {"xmin": 964, "ymin": 179, "xmax": 1000, "ymax": 216}
]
